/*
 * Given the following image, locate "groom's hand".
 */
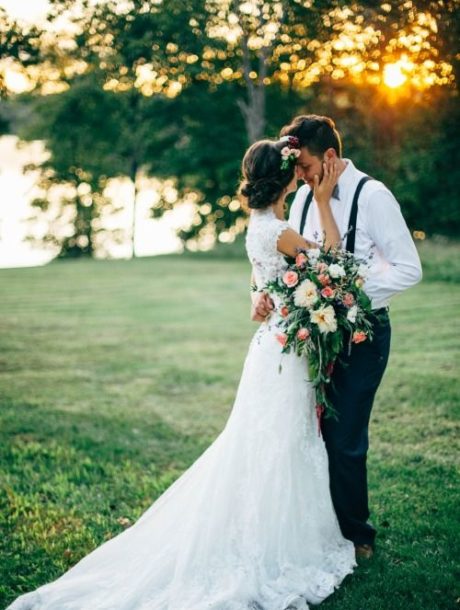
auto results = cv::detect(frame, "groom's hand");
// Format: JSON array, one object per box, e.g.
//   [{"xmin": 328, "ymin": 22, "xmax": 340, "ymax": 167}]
[{"xmin": 251, "ymin": 292, "xmax": 274, "ymax": 322}]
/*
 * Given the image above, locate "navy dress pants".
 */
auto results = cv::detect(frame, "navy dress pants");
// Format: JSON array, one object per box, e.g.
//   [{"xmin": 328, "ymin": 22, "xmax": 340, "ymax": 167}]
[{"xmin": 322, "ymin": 310, "xmax": 391, "ymax": 546}]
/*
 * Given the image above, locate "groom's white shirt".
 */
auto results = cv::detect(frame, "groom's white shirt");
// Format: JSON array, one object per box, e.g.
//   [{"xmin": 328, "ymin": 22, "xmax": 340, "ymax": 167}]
[{"xmin": 288, "ymin": 159, "xmax": 422, "ymax": 310}]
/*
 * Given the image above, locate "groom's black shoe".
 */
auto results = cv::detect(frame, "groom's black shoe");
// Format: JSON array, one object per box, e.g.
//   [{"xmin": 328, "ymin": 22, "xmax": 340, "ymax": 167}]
[{"xmin": 355, "ymin": 544, "xmax": 374, "ymax": 560}]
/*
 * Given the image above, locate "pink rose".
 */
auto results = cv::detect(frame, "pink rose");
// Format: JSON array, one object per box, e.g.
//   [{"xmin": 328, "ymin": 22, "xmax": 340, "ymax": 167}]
[
  {"xmin": 276, "ymin": 333, "xmax": 288, "ymax": 347},
  {"xmin": 297, "ymin": 328, "xmax": 310, "ymax": 341},
  {"xmin": 318, "ymin": 273, "xmax": 331, "ymax": 286},
  {"xmin": 342, "ymin": 293, "xmax": 355, "ymax": 307},
  {"xmin": 321, "ymin": 286, "xmax": 335, "ymax": 299},
  {"xmin": 295, "ymin": 252, "xmax": 308, "ymax": 268},
  {"xmin": 317, "ymin": 262, "xmax": 329, "ymax": 273},
  {"xmin": 280, "ymin": 305, "xmax": 289, "ymax": 318},
  {"xmin": 281, "ymin": 146, "xmax": 291, "ymax": 157},
  {"xmin": 352, "ymin": 331, "xmax": 367, "ymax": 344},
  {"xmin": 283, "ymin": 270, "xmax": 299, "ymax": 287}
]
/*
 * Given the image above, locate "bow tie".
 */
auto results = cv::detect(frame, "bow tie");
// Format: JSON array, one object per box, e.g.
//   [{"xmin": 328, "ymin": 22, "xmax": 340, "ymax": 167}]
[{"xmin": 332, "ymin": 185, "xmax": 340, "ymax": 201}]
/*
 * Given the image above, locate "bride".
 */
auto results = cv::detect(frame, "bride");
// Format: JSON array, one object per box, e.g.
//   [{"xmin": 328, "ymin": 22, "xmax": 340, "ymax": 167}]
[{"xmin": 8, "ymin": 137, "xmax": 356, "ymax": 610}]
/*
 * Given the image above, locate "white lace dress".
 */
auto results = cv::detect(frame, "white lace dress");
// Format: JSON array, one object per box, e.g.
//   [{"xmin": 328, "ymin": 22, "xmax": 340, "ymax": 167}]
[{"xmin": 7, "ymin": 207, "xmax": 355, "ymax": 610}]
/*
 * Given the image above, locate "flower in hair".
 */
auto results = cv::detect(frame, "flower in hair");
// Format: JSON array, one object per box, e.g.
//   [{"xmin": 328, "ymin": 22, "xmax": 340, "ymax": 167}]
[{"xmin": 279, "ymin": 136, "xmax": 301, "ymax": 170}]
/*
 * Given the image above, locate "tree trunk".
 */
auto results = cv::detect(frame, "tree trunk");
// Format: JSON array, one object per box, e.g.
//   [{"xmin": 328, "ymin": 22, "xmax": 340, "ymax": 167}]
[
  {"xmin": 236, "ymin": 17, "xmax": 271, "ymax": 143},
  {"xmin": 237, "ymin": 83, "xmax": 266, "ymax": 144}
]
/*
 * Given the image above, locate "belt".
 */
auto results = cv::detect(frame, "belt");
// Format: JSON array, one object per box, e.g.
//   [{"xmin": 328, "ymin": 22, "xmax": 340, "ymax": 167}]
[
  {"xmin": 372, "ymin": 306, "xmax": 389, "ymax": 315},
  {"xmin": 370, "ymin": 307, "xmax": 390, "ymax": 324}
]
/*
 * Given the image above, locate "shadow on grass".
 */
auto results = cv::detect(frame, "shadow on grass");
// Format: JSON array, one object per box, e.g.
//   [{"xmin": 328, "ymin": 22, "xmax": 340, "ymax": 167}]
[
  {"xmin": 1, "ymin": 398, "xmax": 210, "ymax": 471},
  {"xmin": 0, "ymin": 400, "xmax": 211, "ymax": 606}
]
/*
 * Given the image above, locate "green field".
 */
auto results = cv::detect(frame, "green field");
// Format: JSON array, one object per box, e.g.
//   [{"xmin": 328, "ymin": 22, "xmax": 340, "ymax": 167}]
[{"xmin": 1, "ymin": 242, "xmax": 459, "ymax": 610}]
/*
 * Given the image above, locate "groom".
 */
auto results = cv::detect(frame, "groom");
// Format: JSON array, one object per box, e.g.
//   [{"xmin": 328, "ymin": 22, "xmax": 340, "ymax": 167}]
[{"xmin": 252, "ymin": 114, "xmax": 422, "ymax": 558}]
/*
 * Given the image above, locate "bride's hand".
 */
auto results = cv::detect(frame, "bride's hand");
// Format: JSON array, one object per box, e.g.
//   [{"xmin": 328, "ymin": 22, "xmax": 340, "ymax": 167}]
[{"xmin": 313, "ymin": 159, "xmax": 339, "ymax": 207}]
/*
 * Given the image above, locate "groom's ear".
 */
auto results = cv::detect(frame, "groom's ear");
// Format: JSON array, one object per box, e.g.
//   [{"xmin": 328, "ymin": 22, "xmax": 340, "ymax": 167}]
[{"xmin": 324, "ymin": 148, "xmax": 337, "ymax": 161}]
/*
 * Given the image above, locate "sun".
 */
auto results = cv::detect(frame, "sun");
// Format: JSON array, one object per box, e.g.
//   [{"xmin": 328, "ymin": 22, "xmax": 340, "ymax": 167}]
[{"xmin": 383, "ymin": 62, "xmax": 407, "ymax": 88}]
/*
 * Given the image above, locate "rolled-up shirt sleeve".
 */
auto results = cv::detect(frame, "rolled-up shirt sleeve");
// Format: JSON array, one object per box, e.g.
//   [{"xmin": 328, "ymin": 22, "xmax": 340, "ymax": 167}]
[{"xmin": 363, "ymin": 189, "xmax": 422, "ymax": 307}]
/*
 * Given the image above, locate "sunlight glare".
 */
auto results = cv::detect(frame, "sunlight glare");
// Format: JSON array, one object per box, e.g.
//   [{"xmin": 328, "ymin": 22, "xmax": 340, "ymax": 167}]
[
  {"xmin": 383, "ymin": 62, "xmax": 407, "ymax": 88},
  {"xmin": 2, "ymin": 64, "xmax": 33, "ymax": 93}
]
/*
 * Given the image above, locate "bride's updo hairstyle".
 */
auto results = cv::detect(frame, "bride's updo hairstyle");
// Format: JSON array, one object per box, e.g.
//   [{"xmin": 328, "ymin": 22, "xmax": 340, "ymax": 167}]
[{"xmin": 239, "ymin": 139, "xmax": 297, "ymax": 210}]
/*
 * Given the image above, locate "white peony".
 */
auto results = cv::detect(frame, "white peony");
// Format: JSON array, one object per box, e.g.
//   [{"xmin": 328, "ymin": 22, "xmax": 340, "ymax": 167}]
[
  {"xmin": 307, "ymin": 248, "xmax": 321, "ymax": 262},
  {"xmin": 311, "ymin": 305, "xmax": 337, "ymax": 334},
  {"xmin": 347, "ymin": 305, "xmax": 358, "ymax": 323},
  {"xmin": 328, "ymin": 263, "xmax": 346, "ymax": 279},
  {"xmin": 294, "ymin": 279, "xmax": 319, "ymax": 308}
]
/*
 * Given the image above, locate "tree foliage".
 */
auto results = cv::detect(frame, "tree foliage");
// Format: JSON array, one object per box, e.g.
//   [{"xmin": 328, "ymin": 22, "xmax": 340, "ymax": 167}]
[
  {"xmin": 22, "ymin": 75, "xmax": 124, "ymax": 257},
  {"xmin": 4, "ymin": 0, "xmax": 459, "ymax": 256}
]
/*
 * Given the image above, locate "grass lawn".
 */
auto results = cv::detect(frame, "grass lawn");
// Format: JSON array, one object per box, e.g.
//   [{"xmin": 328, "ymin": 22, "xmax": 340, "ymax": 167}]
[{"xmin": 1, "ymin": 242, "xmax": 459, "ymax": 610}]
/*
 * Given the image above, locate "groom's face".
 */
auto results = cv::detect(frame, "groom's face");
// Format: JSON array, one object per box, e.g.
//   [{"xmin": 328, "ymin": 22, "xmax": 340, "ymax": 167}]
[{"xmin": 296, "ymin": 147, "xmax": 333, "ymax": 189}]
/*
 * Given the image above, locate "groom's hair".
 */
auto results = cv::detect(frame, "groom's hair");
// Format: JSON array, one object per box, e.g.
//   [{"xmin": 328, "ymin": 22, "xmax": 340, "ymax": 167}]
[{"xmin": 280, "ymin": 115, "xmax": 342, "ymax": 157}]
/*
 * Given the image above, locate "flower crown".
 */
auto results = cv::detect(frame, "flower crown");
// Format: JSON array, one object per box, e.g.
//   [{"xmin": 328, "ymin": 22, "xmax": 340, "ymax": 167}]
[{"xmin": 279, "ymin": 135, "xmax": 301, "ymax": 170}]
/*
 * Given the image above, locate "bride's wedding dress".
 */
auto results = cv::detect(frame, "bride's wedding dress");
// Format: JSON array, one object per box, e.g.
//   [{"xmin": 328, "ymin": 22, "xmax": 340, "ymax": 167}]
[{"xmin": 8, "ymin": 207, "xmax": 355, "ymax": 610}]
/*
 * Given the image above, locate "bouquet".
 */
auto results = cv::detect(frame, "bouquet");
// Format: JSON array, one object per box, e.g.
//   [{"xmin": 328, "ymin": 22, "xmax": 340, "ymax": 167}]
[{"xmin": 261, "ymin": 246, "xmax": 374, "ymax": 427}]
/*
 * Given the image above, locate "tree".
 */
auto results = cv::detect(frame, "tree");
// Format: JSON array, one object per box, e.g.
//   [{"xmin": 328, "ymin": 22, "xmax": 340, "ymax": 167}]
[
  {"xmin": 22, "ymin": 75, "xmax": 126, "ymax": 257},
  {"xmin": 394, "ymin": 95, "xmax": 460, "ymax": 237},
  {"xmin": 9, "ymin": 0, "xmax": 459, "ymax": 256},
  {"xmin": 0, "ymin": 7, "xmax": 42, "ymax": 136},
  {"xmin": 43, "ymin": 0, "xmax": 214, "ymax": 255},
  {"xmin": 41, "ymin": 0, "xmax": 345, "ymax": 247},
  {"xmin": 0, "ymin": 8, "xmax": 41, "ymax": 98}
]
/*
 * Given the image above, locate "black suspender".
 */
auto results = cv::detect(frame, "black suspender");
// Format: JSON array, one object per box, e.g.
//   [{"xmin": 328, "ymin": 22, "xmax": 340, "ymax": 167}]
[
  {"xmin": 298, "ymin": 175, "xmax": 372, "ymax": 254},
  {"xmin": 299, "ymin": 190, "xmax": 313, "ymax": 236},
  {"xmin": 345, "ymin": 176, "xmax": 371, "ymax": 253}
]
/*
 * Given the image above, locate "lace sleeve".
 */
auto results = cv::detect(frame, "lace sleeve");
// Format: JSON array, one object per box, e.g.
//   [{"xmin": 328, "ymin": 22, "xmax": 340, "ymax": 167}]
[
  {"xmin": 265, "ymin": 218, "xmax": 291, "ymax": 256},
  {"xmin": 246, "ymin": 213, "xmax": 289, "ymax": 261},
  {"xmin": 246, "ymin": 211, "xmax": 291, "ymax": 287}
]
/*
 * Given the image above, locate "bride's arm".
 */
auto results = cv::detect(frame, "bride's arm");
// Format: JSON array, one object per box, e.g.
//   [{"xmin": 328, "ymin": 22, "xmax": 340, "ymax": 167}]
[
  {"xmin": 277, "ymin": 230, "xmax": 317, "ymax": 258},
  {"xmin": 313, "ymin": 159, "xmax": 341, "ymax": 250},
  {"xmin": 277, "ymin": 159, "xmax": 341, "ymax": 257},
  {"xmin": 250, "ymin": 271, "xmax": 274, "ymax": 321}
]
